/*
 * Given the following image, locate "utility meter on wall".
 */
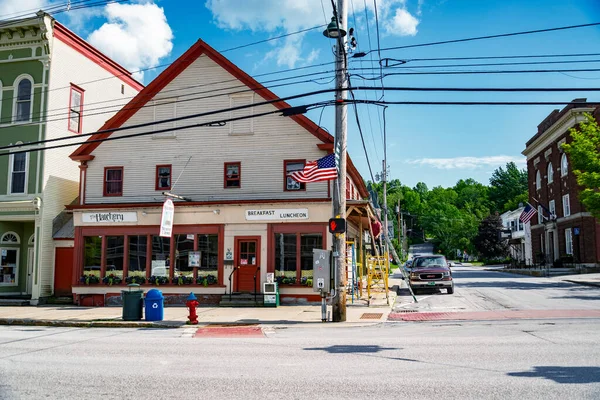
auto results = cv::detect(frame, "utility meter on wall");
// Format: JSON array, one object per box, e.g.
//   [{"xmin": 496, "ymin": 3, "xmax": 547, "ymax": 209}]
[{"xmin": 312, "ymin": 249, "xmax": 331, "ymax": 293}]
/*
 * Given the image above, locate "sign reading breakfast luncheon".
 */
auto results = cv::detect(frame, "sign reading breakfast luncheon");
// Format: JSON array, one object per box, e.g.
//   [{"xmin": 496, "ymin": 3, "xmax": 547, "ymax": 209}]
[{"xmin": 245, "ymin": 208, "xmax": 309, "ymax": 221}]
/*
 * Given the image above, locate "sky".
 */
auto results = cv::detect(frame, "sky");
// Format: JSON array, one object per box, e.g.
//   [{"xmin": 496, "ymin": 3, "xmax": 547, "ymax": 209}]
[{"xmin": 2, "ymin": 0, "xmax": 600, "ymax": 189}]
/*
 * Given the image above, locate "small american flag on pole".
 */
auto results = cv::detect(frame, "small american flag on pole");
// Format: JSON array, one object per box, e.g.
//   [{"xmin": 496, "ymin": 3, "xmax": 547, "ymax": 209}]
[
  {"xmin": 519, "ymin": 203, "xmax": 537, "ymax": 224},
  {"xmin": 290, "ymin": 153, "xmax": 338, "ymax": 183}
]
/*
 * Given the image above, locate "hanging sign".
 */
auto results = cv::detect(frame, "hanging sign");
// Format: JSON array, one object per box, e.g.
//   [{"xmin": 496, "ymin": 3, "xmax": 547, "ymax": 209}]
[{"xmin": 159, "ymin": 199, "xmax": 175, "ymax": 238}]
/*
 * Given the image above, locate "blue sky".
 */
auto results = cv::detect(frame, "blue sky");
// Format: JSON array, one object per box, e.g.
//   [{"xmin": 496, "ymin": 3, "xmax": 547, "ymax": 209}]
[{"xmin": 2, "ymin": 0, "xmax": 599, "ymax": 189}]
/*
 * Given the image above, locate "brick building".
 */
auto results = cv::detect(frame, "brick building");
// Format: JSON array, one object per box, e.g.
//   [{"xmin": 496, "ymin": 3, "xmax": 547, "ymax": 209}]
[{"xmin": 522, "ymin": 99, "xmax": 600, "ymax": 266}]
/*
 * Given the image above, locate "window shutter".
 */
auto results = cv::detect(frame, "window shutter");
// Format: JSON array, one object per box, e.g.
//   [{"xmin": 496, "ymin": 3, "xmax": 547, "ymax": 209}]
[
  {"xmin": 153, "ymin": 98, "xmax": 176, "ymax": 138},
  {"xmin": 229, "ymin": 95, "xmax": 253, "ymax": 135}
]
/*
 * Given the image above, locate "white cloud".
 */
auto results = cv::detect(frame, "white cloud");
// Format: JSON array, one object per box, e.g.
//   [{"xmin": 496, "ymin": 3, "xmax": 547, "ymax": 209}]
[
  {"xmin": 87, "ymin": 2, "xmax": 173, "ymax": 81},
  {"xmin": 205, "ymin": 0, "xmax": 423, "ymax": 67},
  {"xmin": 0, "ymin": 0, "xmax": 49, "ymax": 19},
  {"xmin": 385, "ymin": 8, "xmax": 419, "ymax": 36},
  {"xmin": 406, "ymin": 156, "xmax": 526, "ymax": 170}
]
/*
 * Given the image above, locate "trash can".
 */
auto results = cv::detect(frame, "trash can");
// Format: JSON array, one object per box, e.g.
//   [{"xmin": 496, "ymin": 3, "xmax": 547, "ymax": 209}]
[
  {"xmin": 145, "ymin": 289, "xmax": 164, "ymax": 321},
  {"xmin": 121, "ymin": 284, "xmax": 143, "ymax": 321},
  {"xmin": 263, "ymin": 282, "xmax": 279, "ymax": 307}
]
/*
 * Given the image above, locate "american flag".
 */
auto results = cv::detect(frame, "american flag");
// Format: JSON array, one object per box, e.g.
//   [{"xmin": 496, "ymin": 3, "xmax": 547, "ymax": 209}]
[
  {"xmin": 519, "ymin": 203, "xmax": 537, "ymax": 224},
  {"xmin": 290, "ymin": 153, "xmax": 338, "ymax": 183}
]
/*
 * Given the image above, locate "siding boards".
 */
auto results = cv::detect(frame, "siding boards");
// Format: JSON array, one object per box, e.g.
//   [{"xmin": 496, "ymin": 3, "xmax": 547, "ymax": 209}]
[{"xmin": 85, "ymin": 55, "xmax": 329, "ymax": 204}]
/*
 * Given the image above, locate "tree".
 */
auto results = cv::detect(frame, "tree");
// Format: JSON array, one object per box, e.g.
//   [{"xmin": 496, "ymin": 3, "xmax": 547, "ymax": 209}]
[
  {"xmin": 489, "ymin": 162, "xmax": 528, "ymax": 213},
  {"xmin": 562, "ymin": 113, "xmax": 600, "ymax": 219},
  {"xmin": 473, "ymin": 214, "xmax": 508, "ymax": 259}
]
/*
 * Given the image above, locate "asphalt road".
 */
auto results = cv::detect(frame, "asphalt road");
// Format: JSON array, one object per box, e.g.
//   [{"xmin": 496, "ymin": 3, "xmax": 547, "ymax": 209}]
[
  {"xmin": 0, "ymin": 319, "xmax": 599, "ymax": 400},
  {"xmin": 394, "ymin": 266, "xmax": 600, "ymax": 313}
]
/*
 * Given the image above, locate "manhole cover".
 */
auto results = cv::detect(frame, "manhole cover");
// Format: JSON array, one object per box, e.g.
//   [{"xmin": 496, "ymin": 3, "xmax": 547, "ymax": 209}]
[
  {"xmin": 396, "ymin": 309, "xmax": 418, "ymax": 313},
  {"xmin": 360, "ymin": 313, "xmax": 383, "ymax": 320}
]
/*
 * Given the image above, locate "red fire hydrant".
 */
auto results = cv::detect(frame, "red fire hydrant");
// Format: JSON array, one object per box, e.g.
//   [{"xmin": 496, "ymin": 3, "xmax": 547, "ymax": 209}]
[{"xmin": 186, "ymin": 292, "xmax": 199, "ymax": 325}]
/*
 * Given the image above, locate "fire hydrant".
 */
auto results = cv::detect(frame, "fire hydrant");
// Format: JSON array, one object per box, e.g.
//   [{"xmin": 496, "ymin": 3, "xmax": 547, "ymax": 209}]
[{"xmin": 186, "ymin": 292, "xmax": 199, "ymax": 325}]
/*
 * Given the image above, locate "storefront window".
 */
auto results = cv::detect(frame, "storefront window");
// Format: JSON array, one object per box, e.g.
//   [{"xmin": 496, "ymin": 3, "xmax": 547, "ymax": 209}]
[
  {"xmin": 274, "ymin": 232, "xmax": 323, "ymax": 285},
  {"xmin": 151, "ymin": 236, "xmax": 170, "ymax": 277},
  {"xmin": 83, "ymin": 236, "xmax": 102, "ymax": 277},
  {"xmin": 128, "ymin": 235, "xmax": 147, "ymax": 278},
  {"xmin": 175, "ymin": 234, "xmax": 194, "ymax": 278},
  {"xmin": 197, "ymin": 234, "xmax": 218, "ymax": 282},
  {"xmin": 0, "ymin": 248, "xmax": 18, "ymax": 285},
  {"xmin": 106, "ymin": 236, "xmax": 124, "ymax": 278},
  {"xmin": 275, "ymin": 233, "xmax": 297, "ymax": 283},
  {"xmin": 301, "ymin": 233, "xmax": 322, "ymax": 281}
]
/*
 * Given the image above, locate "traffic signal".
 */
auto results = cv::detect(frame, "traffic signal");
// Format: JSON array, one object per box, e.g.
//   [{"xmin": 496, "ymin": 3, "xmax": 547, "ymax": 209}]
[{"xmin": 328, "ymin": 218, "xmax": 346, "ymax": 234}]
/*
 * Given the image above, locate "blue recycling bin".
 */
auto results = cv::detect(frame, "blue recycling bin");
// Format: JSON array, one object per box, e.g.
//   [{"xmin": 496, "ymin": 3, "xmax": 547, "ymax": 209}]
[{"xmin": 144, "ymin": 289, "xmax": 164, "ymax": 321}]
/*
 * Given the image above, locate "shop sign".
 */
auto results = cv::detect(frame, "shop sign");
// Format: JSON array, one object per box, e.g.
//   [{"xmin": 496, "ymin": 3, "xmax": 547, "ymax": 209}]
[
  {"xmin": 160, "ymin": 199, "xmax": 175, "ymax": 238},
  {"xmin": 245, "ymin": 208, "xmax": 309, "ymax": 221},
  {"xmin": 82, "ymin": 212, "xmax": 137, "ymax": 223}
]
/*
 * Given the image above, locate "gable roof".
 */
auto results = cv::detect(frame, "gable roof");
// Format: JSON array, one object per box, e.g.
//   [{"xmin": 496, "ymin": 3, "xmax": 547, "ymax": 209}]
[{"xmin": 69, "ymin": 39, "xmax": 368, "ymax": 198}]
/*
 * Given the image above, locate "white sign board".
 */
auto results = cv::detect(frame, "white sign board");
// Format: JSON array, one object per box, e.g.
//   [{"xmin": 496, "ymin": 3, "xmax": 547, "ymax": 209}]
[
  {"xmin": 82, "ymin": 212, "xmax": 137, "ymax": 223},
  {"xmin": 245, "ymin": 208, "xmax": 309, "ymax": 221},
  {"xmin": 160, "ymin": 199, "xmax": 175, "ymax": 238}
]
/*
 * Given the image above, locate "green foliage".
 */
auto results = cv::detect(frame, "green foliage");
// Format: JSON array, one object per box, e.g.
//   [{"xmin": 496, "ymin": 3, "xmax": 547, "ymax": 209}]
[
  {"xmin": 489, "ymin": 162, "xmax": 528, "ymax": 213},
  {"xmin": 473, "ymin": 214, "xmax": 508, "ymax": 259},
  {"xmin": 562, "ymin": 113, "xmax": 600, "ymax": 219}
]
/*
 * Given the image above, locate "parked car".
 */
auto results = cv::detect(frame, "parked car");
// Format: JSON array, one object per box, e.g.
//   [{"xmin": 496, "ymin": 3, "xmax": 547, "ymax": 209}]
[
  {"xmin": 409, "ymin": 255, "xmax": 454, "ymax": 294},
  {"xmin": 404, "ymin": 259, "xmax": 413, "ymax": 271}
]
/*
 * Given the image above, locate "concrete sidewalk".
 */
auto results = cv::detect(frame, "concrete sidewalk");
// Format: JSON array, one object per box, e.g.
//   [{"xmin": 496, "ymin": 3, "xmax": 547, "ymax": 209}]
[
  {"xmin": 553, "ymin": 273, "xmax": 600, "ymax": 287},
  {"xmin": 0, "ymin": 290, "xmax": 396, "ymax": 329}
]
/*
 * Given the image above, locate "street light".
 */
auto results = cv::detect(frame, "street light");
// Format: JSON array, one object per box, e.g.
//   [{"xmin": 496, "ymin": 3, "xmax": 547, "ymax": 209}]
[{"xmin": 323, "ymin": 16, "xmax": 347, "ymax": 38}]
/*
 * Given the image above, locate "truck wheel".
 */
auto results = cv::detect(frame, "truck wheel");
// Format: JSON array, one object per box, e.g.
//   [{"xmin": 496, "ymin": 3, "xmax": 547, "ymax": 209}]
[{"xmin": 447, "ymin": 286, "xmax": 454, "ymax": 294}]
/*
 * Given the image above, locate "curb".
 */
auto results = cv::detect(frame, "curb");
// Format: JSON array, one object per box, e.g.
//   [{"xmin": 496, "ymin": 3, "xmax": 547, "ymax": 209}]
[{"xmin": 0, "ymin": 318, "xmax": 182, "ymax": 329}]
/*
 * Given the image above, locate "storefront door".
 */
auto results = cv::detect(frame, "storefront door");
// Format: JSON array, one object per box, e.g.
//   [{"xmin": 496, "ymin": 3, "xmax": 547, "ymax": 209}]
[{"xmin": 234, "ymin": 237, "xmax": 260, "ymax": 293}]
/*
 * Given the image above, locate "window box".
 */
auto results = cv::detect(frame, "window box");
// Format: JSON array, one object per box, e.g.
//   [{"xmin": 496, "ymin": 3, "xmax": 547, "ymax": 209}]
[
  {"xmin": 80, "ymin": 274, "xmax": 100, "ymax": 285},
  {"xmin": 102, "ymin": 274, "xmax": 123, "ymax": 286}
]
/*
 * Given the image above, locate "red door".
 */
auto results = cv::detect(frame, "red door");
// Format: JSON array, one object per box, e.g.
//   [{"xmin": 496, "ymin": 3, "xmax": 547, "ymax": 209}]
[
  {"xmin": 234, "ymin": 237, "xmax": 260, "ymax": 292},
  {"xmin": 54, "ymin": 247, "xmax": 74, "ymax": 297}
]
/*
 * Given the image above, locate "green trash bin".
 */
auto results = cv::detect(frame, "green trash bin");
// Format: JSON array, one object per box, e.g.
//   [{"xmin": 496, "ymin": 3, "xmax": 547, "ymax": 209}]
[{"xmin": 122, "ymin": 284, "xmax": 143, "ymax": 321}]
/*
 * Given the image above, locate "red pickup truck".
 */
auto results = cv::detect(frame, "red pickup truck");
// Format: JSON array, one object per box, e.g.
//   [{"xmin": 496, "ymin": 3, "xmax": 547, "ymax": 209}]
[{"xmin": 409, "ymin": 255, "xmax": 454, "ymax": 294}]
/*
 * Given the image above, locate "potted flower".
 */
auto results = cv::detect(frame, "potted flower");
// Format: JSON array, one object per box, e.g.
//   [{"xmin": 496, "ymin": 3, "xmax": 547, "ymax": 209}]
[
  {"xmin": 196, "ymin": 274, "xmax": 218, "ymax": 286},
  {"xmin": 125, "ymin": 276, "xmax": 146, "ymax": 285},
  {"xmin": 172, "ymin": 275, "xmax": 193, "ymax": 285},
  {"xmin": 102, "ymin": 274, "xmax": 122, "ymax": 286},
  {"xmin": 301, "ymin": 276, "xmax": 313, "ymax": 286},
  {"xmin": 80, "ymin": 274, "xmax": 100, "ymax": 285},
  {"xmin": 149, "ymin": 275, "xmax": 169, "ymax": 286}
]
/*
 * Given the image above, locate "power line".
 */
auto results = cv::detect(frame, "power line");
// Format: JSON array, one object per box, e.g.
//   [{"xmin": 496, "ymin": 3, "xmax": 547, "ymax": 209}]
[
  {"xmin": 355, "ymin": 21, "xmax": 600, "ymax": 56},
  {"xmin": 375, "ymin": 52, "xmax": 600, "ymax": 64},
  {"xmin": 350, "ymin": 67, "xmax": 600, "ymax": 79},
  {"xmin": 347, "ymin": 79, "xmax": 376, "ymax": 182},
  {"xmin": 3, "ymin": 85, "xmax": 599, "ymax": 156},
  {"xmin": 219, "ymin": 24, "xmax": 327, "ymax": 53},
  {"xmin": 350, "ymin": 99, "xmax": 600, "ymax": 106}
]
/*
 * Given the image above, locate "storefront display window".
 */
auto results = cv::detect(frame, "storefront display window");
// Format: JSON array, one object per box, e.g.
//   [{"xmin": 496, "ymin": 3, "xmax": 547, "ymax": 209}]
[
  {"xmin": 0, "ymin": 248, "xmax": 18, "ymax": 285},
  {"xmin": 275, "ymin": 233, "xmax": 298, "ymax": 283},
  {"xmin": 106, "ymin": 236, "xmax": 124, "ymax": 278},
  {"xmin": 197, "ymin": 234, "xmax": 218, "ymax": 280},
  {"xmin": 83, "ymin": 236, "xmax": 102, "ymax": 277},
  {"xmin": 175, "ymin": 234, "xmax": 194, "ymax": 277},
  {"xmin": 274, "ymin": 230, "xmax": 323, "ymax": 285},
  {"xmin": 151, "ymin": 236, "xmax": 170, "ymax": 277},
  {"xmin": 128, "ymin": 235, "xmax": 147, "ymax": 278}
]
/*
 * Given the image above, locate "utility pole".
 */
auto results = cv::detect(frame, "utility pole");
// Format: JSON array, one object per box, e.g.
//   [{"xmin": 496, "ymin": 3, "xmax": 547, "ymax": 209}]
[
  {"xmin": 324, "ymin": 0, "xmax": 348, "ymax": 322},
  {"xmin": 382, "ymin": 160, "xmax": 389, "ymax": 259}
]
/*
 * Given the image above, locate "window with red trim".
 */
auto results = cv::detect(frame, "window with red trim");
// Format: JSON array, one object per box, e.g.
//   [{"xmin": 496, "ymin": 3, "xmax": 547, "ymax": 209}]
[
  {"xmin": 284, "ymin": 160, "xmax": 305, "ymax": 191},
  {"xmin": 224, "ymin": 162, "xmax": 241, "ymax": 188},
  {"xmin": 68, "ymin": 84, "xmax": 84, "ymax": 133},
  {"xmin": 156, "ymin": 165, "xmax": 171, "ymax": 190},
  {"xmin": 104, "ymin": 167, "xmax": 123, "ymax": 196}
]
